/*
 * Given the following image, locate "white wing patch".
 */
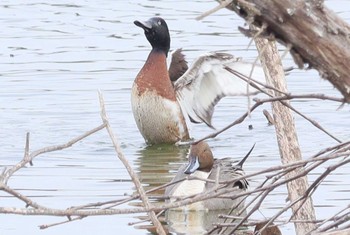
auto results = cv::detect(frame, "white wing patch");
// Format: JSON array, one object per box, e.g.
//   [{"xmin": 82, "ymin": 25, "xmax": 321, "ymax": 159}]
[{"xmin": 174, "ymin": 52, "xmax": 266, "ymax": 127}]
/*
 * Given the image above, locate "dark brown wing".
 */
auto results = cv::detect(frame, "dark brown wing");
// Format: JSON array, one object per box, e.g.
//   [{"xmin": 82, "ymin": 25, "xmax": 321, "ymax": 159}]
[{"xmin": 168, "ymin": 48, "xmax": 188, "ymax": 82}]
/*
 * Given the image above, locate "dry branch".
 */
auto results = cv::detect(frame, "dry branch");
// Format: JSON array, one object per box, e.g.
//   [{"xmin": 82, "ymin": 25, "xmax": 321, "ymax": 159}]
[
  {"xmin": 1, "ymin": 123, "xmax": 106, "ymax": 185},
  {"xmin": 97, "ymin": 92, "xmax": 166, "ymax": 235},
  {"xmin": 210, "ymin": 0, "xmax": 350, "ymax": 102}
]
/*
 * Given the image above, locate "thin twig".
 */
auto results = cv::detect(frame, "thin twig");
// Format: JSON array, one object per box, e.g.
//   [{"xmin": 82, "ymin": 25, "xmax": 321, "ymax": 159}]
[
  {"xmin": 196, "ymin": 0, "xmax": 233, "ymax": 20},
  {"xmin": 24, "ymin": 132, "xmax": 32, "ymax": 166},
  {"xmin": 40, "ymin": 216, "xmax": 86, "ymax": 229},
  {"xmin": 98, "ymin": 91, "xmax": 166, "ymax": 235},
  {"xmin": 202, "ymin": 67, "xmax": 344, "ymax": 143},
  {"xmin": 1, "ymin": 123, "xmax": 106, "ymax": 185},
  {"xmin": 308, "ymin": 204, "xmax": 350, "ymax": 234}
]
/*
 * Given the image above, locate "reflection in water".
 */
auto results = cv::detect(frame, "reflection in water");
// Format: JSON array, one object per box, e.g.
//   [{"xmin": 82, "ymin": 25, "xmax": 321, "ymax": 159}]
[
  {"xmin": 136, "ymin": 209, "xmax": 249, "ymax": 235},
  {"xmin": 166, "ymin": 209, "xmax": 248, "ymax": 235},
  {"xmin": 167, "ymin": 210, "xmax": 221, "ymax": 235},
  {"xmin": 134, "ymin": 144, "xmax": 189, "ymax": 194}
]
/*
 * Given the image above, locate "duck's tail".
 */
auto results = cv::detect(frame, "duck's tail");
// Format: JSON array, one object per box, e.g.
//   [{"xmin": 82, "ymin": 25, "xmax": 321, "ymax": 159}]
[{"xmin": 236, "ymin": 143, "xmax": 256, "ymax": 169}]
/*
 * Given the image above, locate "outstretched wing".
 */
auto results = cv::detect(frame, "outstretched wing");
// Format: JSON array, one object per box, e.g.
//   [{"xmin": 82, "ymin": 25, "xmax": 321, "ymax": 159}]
[{"xmin": 174, "ymin": 52, "xmax": 266, "ymax": 127}]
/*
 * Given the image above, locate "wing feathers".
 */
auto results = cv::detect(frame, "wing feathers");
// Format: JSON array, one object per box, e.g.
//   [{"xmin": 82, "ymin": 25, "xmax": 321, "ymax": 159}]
[
  {"xmin": 174, "ymin": 52, "xmax": 266, "ymax": 127},
  {"xmin": 168, "ymin": 48, "xmax": 188, "ymax": 82}
]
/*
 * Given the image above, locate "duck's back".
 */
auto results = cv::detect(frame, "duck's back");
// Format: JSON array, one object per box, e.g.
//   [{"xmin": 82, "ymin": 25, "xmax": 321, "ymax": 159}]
[
  {"xmin": 202, "ymin": 158, "xmax": 248, "ymax": 210},
  {"xmin": 131, "ymin": 50, "xmax": 189, "ymax": 144}
]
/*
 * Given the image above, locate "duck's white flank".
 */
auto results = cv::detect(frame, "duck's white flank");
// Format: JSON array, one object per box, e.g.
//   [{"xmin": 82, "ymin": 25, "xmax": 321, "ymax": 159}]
[
  {"xmin": 171, "ymin": 170, "xmax": 210, "ymax": 210},
  {"xmin": 163, "ymin": 98, "xmax": 187, "ymax": 138}
]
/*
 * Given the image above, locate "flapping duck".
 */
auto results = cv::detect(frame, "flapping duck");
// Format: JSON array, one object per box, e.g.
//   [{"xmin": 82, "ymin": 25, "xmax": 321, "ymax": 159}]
[{"xmin": 132, "ymin": 17, "xmax": 265, "ymax": 144}]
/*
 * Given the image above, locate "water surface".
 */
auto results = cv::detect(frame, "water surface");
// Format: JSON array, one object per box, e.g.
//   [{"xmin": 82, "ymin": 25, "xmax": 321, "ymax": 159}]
[{"xmin": 1, "ymin": 1, "xmax": 350, "ymax": 234}]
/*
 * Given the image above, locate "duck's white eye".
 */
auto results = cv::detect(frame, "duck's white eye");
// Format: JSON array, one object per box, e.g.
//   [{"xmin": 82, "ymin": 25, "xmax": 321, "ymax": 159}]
[{"xmin": 157, "ymin": 20, "xmax": 161, "ymax": 25}]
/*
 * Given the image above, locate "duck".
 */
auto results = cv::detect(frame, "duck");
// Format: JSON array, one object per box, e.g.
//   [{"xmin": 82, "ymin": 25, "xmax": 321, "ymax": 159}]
[
  {"xmin": 164, "ymin": 141, "xmax": 254, "ymax": 211},
  {"xmin": 132, "ymin": 17, "xmax": 265, "ymax": 145}
]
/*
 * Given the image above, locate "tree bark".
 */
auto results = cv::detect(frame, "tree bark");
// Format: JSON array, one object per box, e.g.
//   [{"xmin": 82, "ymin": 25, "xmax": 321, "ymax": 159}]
[
  {"xmin": 254, "ymin": 37, "xmax": 317, "ymax": 234},
  {"xmin": 226, "ymin": 0, "xmax": 350, "ymax": 102}
]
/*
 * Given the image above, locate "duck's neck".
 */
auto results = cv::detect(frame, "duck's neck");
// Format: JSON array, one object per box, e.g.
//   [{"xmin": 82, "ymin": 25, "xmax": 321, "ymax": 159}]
[
  {"xmin": 136, "ymin": 49, "xmax": 176, "ymax": 100},
  {"xmin": 151, "ymin": 47, "xmax": 168, "ymax": 57},
  {"xmin": 144, "ymin": 49, "xmax": 167, "ymax": 72}
]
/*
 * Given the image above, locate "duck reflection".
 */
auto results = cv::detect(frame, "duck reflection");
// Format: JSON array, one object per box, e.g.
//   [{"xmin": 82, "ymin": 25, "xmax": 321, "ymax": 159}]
[
  {"xmin": 135, "ymin": 209, "xmax": 248, "ymax": 235},
  {"xmin": 167, "ymin": 209, "xmax": 223, "ymax": 234},
  {"xmin": 134, "ymin": 144, "xmax": 189, "ymax": 194},
  {"xmin": 166, "ymin": 209, "xmax": 248, "ymax": 235}
]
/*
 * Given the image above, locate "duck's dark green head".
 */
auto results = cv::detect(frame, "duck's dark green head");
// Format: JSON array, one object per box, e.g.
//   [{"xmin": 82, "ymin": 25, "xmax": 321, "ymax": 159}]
[{"xmin": 134, "ymin": 17, "xmax": 170, "ymax": 55}]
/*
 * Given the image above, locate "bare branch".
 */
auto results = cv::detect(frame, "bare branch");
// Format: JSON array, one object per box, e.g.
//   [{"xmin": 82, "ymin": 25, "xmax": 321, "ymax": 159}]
[
  {"xmin": 97, "ymin": 92, "xmax": 166, "ymax": 235},
  {"xmin": 195, "ymin": 0, "xmax": 233, "ymax": 20},
  {"xmin": 1, "ymin": 123, "xmax": 106, "ymax": 185}
]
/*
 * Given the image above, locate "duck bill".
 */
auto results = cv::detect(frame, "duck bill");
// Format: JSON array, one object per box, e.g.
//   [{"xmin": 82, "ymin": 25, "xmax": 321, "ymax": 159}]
[
  {"xmin": 184, "ymin": 155, "xmax": 200, "ymax": 174},
  {"xmin": 134, "ymin": 20, "xmax": 152, "ymax": 31}
]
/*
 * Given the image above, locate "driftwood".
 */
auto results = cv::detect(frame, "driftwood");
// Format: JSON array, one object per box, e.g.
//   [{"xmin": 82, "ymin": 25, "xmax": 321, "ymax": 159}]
[{"xmin": 210, "ymin": 0, "xmax": 350, "ymax": 102}]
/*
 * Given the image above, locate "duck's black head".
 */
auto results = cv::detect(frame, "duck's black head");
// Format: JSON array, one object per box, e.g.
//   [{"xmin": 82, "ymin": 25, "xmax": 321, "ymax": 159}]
[{"xmin": 134, "ymin": 17, "xmax": 170, "ymax": 56}]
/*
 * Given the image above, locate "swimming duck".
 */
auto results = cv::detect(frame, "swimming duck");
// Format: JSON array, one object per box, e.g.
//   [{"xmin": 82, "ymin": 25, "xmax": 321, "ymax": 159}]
[
  {"xmin": 164, "ymin": 141, "xmax": 253, "ymax": 210},
  {"xmin": 132, "ymin": 17, "xmax": 265, "ymax": 145}
]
